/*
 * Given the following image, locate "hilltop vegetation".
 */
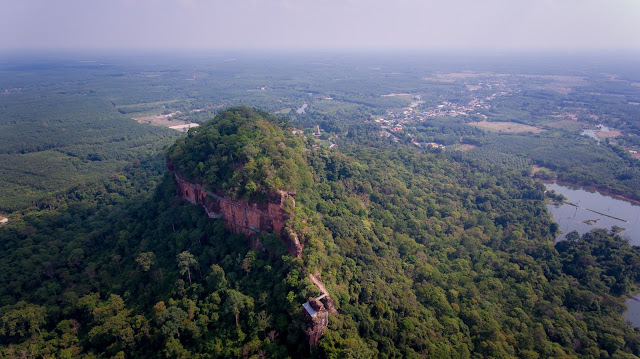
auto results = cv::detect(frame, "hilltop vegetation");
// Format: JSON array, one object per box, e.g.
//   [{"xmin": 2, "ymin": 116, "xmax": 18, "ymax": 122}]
[
  {"xmin": 167, "ymin": 107, "xmax": 311, "ymax": 198},
  {"xmin": 2, "ymin": 107, "xmax": 640, "ymax": 358}
]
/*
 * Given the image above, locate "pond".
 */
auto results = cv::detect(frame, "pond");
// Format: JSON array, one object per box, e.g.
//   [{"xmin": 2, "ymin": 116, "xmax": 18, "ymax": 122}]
[
  {"xmin": 581, "ymin": 125, "xmax": 612, "ymax": 144},
  {"xmin": 581, "ymin": 129, "xmax": 601, "ymax": 142},
  {"xmin": 544, "ymin": 182, "xmax": 640, "ymax": 327}
]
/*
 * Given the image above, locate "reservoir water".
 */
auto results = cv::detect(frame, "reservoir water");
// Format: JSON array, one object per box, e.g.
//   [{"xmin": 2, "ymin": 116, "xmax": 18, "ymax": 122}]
[
  {"xmin": 625, "ymin": 295, "xmax": 640, "ymax": 327},
  {"xmin": 544, "ymin": 182, "xmax": 640, "ymax": 327},
  {"xmin": 544, "ymin": 182, "xmax": 640, "ymax": 245}
]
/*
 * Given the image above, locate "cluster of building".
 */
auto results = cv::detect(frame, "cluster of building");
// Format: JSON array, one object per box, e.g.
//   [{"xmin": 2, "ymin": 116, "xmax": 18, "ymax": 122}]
[
  {"xmin": 375, "ymin": 96, "xmax": 493, "ymax": 133},
  {"xmin": 372, "ymin": 81, "xmax": 515, "ymax": 150},
  {"xmin": 374, "ymin": 81, "xmax": 513, "ymax": 134},
  {"xmin": 423, "ymin": 98, "xmax": 491, "ymax": 118}
]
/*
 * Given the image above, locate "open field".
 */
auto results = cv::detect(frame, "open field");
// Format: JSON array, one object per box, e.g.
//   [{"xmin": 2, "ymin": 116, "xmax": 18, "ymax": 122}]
[
  {"xmin": 169, "ymin": 123, "xmax": 200, "ymax": 132},
  {"xmin": 115, "ymin": 99, "xmax": 179, "ymax": 110},
  {"xmin": 521, "ymin": 74, "xmax": 588, "ymax": 94},
  {"xmin": 531, "ymin": 165, "xmax": 545, "ymax": 175},
  {"xmin": 381, "ymin": 93, "xmax": 411, "ymax": 97},
  {"xmin": 531, "ymin": 165, "xmax": 556, "ymax": 178},
  {"xmin": 469, "ymin": 121, "xmax": 545, "ymax": 133},
  {"xmin": 596, "ymin": 130, "xmax": 623, "ymax": 138},
  {"xmin": 424, "ymin": 72, "xmax": 506, "ymax": 82},
  {"xmin": 132, "ymin": 112, "xmax": 196, "ymax": 130},
  {"xmin": 274, "ymin": 108, "xmax": 292, "ymax": 115},
  {"xmin": 543, "ymin": 119, "xmax": 586, "ymax": 131},
  {"xmin": 309, "ymin": 100, "xmax": 360, "ymax": 114},
  {"xmin": 455, "ymin": 144, "xmax": 477, "ymax": 151}
]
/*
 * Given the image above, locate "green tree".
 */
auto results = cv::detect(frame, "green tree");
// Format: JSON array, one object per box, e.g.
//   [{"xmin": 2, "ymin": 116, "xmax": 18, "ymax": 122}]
[
  {"xmin": 136, "ymin": 251, "xmax": 156, "ymax": 272},
  {"xmin": 177, "ymin": 251, "xmax": 197, "ymax": 284},
  {"xmin": 0, "ymin": 301, "xmax": 47, "ymax": 337},
  {"xmin": 224, "ymin": 289, "xmax": 254, "ymax": 326}
]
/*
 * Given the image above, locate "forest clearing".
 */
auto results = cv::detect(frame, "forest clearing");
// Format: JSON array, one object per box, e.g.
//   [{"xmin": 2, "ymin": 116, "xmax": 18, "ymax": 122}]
[{"xmin": 469, "ymin": 120, "xmax": 545, "ymax": 133}]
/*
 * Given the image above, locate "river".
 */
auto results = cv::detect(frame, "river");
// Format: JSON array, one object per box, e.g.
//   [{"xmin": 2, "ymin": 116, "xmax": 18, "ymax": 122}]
[{"xmin": 544, "ymin": 182, "xmax": 640, "ymax": 327}]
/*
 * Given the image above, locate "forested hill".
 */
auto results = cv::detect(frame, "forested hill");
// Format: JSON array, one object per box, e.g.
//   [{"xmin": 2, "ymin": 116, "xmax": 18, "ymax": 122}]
[
  {"xmin": 166, "ymin": 106, "xmax": 311, "ymax": 199},
  {"xmin": 2, "ymin": 107, "xmax": 640, "ymax": 358}
]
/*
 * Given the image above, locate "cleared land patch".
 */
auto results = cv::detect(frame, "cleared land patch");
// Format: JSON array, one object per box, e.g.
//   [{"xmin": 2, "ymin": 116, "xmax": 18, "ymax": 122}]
[
  {"xmin": 381, "ymin": 93, "xmax": 411, "ymax": 97},
  {"xmin": 116, "ymin": 100, "xmax": 179, "ymax": 110},
  {"xmin": 132, "ymin": 112, "xmax": 196, "ymax": 131},
  {"xmin": 169, "ymin": 123, "xmax": 200, "ymax": 132},
  {"xmin": 424, "ymin": 72, "xmax": 506, "ymax": 82},
  {"xmin": 596, "ymin": 130, "xmax": 623, "ymax": 138},
  {"xmin": 544, "ymin": 120, "xmax": 586, "ymax": 131},
  {"xmin": 469, "ymin": 121, "xmax": 545, "ymax": 133},
  {"xmin": 309, "ymin": 100, "xmax": 360, "ymax": 114},
  {"xmin": 455, "ymin": 144, "xmax": 477, "ymax": 152},
  {"xmin": 521, "ymin": 74, "xmax": 588, "ymax": 94}
]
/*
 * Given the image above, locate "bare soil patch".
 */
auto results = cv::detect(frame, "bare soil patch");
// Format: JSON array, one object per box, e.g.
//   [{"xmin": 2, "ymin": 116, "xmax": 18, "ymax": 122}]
[
  {"xmin": 469, "ymin": 121, "xmax": 545, "ymax": 133},
  {"xmin": 531, "ymin": 165, "xmax": 544, "ymax": 175},
  {"xmin": 531, "ymin": 165, "xmax": 558, "ymax": 181},
  {"xmin": 455, "ymin": 144, "xmax": 477, "ymax": 152},
  {"xmin": 596, "ymin": 130, "xmax": 623, "ymax": 138},
  {"xmin": 169, "ymin": 124, "xmax": 200, "ymax": 132},
  {"xmin": 381, "ymin": 93, "xmax": 411, "ymax": 97},
  {"xmin": 132, "ymin": 111, "xmax": 196, "ymax": 131}
]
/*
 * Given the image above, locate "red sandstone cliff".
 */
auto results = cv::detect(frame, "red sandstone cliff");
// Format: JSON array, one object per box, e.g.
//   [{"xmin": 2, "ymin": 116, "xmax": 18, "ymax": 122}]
[{"xmin": 168, "ymin": 165, "xmax": 303, "ymax": 257}]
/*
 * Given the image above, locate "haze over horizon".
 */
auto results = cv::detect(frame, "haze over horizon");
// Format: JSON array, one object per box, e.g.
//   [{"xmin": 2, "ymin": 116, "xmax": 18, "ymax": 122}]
[{"xmin": 2, "ymin": 0, "xmax": 640, "ymax": 52}]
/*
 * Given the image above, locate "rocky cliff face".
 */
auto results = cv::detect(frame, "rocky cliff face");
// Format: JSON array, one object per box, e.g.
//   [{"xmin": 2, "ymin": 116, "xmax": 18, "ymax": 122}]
[
  {"xmin": 169, "ymin": 166, "xmax": 303, "ymax": 257},
  {"xmin": 169, "ymin": 162, "xmax": 332, "ymax": 347}
]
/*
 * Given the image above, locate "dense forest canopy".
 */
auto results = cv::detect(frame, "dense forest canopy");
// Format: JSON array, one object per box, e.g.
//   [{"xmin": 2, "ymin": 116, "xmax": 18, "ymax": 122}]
[
  {"xmin": 2, "ymin": 106, "xmax": 640, "ymax": 358},
  {"xmin": 2, "ymin": 53, "xmax": 640, "ymax": 358}
]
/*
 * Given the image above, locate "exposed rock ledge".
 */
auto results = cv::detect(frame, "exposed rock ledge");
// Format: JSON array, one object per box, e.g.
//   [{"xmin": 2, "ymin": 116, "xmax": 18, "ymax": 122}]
[{"xmin": 169, "ymin": 167, "xmax": 303, "ymax": 257}]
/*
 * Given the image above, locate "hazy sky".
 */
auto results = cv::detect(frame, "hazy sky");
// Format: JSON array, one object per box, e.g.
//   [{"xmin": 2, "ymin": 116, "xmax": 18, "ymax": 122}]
[{"xmin": 2, "ymin": 0, "xmax": 640, "ymax": 51}]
